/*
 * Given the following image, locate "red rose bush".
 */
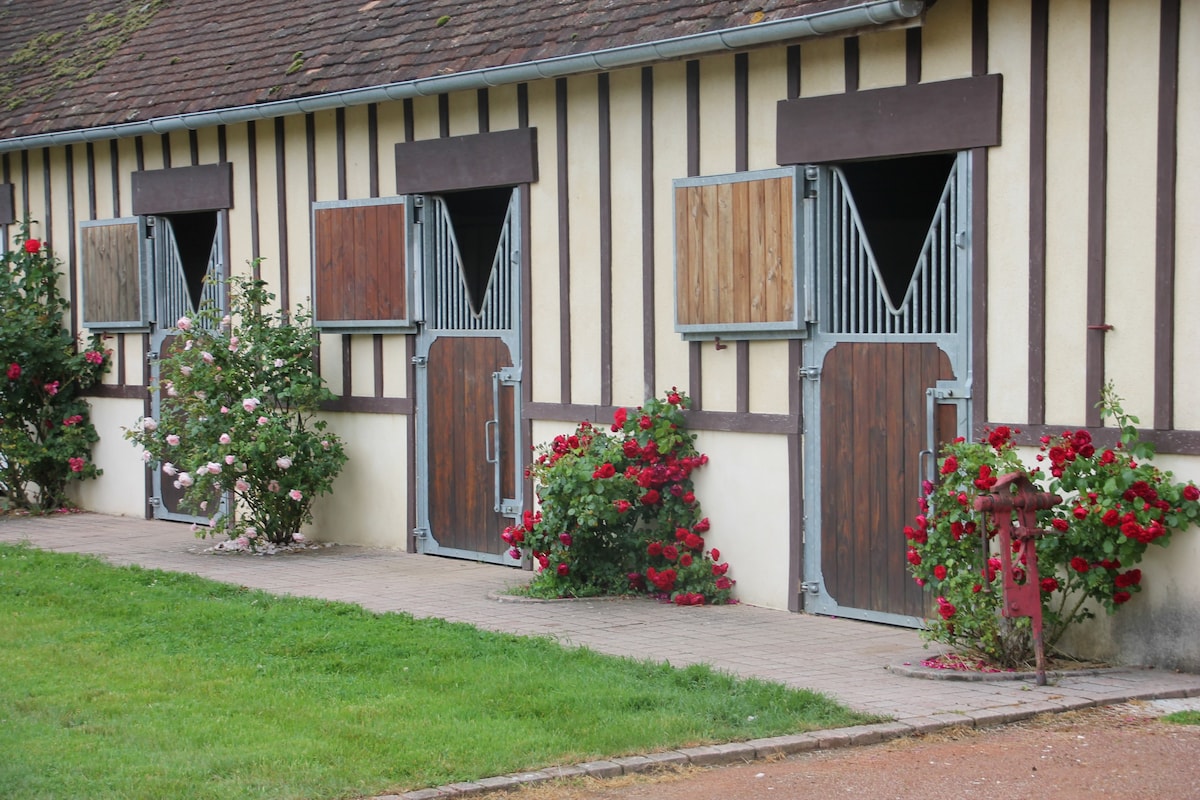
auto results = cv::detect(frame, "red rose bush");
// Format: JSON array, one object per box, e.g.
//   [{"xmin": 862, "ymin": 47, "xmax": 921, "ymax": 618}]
[
  {"xmin": 908, "ymin": 384, "xmax": 1200, "ymax": 668},
  {"xmin": 505, "ymin": 390, "xmax": 734, "ymax": 603}
]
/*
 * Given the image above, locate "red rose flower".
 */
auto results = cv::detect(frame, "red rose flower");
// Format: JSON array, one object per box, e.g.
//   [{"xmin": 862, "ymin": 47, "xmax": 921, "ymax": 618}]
[
  {"xmin": 592, "ymin": 462, "xmax": 616, "ymax": 479},
  {"xmin": 936, "ymin": 597, "xmax": 956, "ymax": 620},
  {"xmin": 641, "ymin": 489, "xmax": 660, "ymax": 505},
  {"xmin": 906, "ymin": 548, "xmax": 921, "ymax": 566},
  {"xmin": 557, "ymin": 562, "xmax": 569, "ymax": 577},
  {"xmin": 1070, "ymin": 556, "xmax": 1089, "ymax": 573},
  {"xmin": 68, "ymin": 457, "xmax": 85, "ymax": 472},
  {"xmin": 612, "ymin": 407, "xmax": 627, "ymax": 430},
  {"xmin": 693, "ymin": 517, "xmax": 710, "ymax": 533},
  {"xmin": 679, "ymin": 553, "xmax": 693, "ymax": 567},
  {"xmin": 1184, "ymin": 485, "xmax": 1200, "ymax": 502},
  {"xmin": 1051, "ymin": 518, "xmax": 1069, "ymax": 532},
  {"xmin": 5, "ymin": 363, "xmax": 20, "ymax": 381},
  {"xmin": 715, "ymin": 576, "xmax": 732, "ymax": 591},
  {"xmin": 24, "ymin": 239, "xmax": 40, "ymax": 253},
  {"xmin": 1040, "ymin": 577, "xmax": 1059, "ymax": 593},
  {"xmin": 614, "ymin": 499, "xmax": 632, "ymax": 513},
  {"xmin": 709, "ymin": 548, "xmax": 720, "ymax": 561},
  {"xmin": 558, "ymin": 532, "xmax": 572, "ymax": 547},
  {"xmin": 1113, "ymin": 591, "xmax": 1131, "ymax": 605},
  {"xmin": 647, "ymin": 542, "xmax": 663, "ymax": 557},
  {"xmin": 667, "ymin": 391, "xmax": 681, "ymax": 405},
  {"xmin": 662, "ymin": 545, "xmax": 679, "ymax": 561},
  {"xmin": 684, "ymin": 533, "xmax": 703, "ymax": 550},
  {"xmin": 940, "ymin": 455, "xmax": 958, "ymax": 475},
  {"xmin": 638, "ymin": 415, "xmax": 651, "ymax": 430},
  {"xmin": 933, "ymin": 564, "xmax": 947, "ymax": 581},
  {"xmin": 1072, "ymin": 505, "xmax": 1089, "ymax": 520}
]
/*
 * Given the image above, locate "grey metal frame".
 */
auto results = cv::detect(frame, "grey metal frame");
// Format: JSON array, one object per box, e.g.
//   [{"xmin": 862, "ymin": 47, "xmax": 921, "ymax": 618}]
[
  {"xmin": 672, "ymin": 166, "xmax": 809, "ymax": 341},
  {"xmin": 148, "ymin": 213, "xmax": 229, "ymax": 524},
  {"xmin": 801, "ymin": 151, "xmax": 973, "ymax": 627},
  {"xmin": 413, "ymin": 188, "xmax": 524, "ymax": 565},
  {"xmin": 309, "ymin": 195, "xmax": 417, "ymax": 332},
  {"xmin": 79, "ymin": 216, "xmax": 154, "ymax": 330}
]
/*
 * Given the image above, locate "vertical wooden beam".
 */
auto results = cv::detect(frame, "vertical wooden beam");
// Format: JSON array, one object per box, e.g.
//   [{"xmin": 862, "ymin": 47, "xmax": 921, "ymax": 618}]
[
  {"xmin": 1154, "ymin": 0, "xmax": 1180, "ymax": 431},
  {"xmin": 598, "ymin": 74, "xmax": 613, "ymax": 407},
  {"xmin": 247, "ymin": 121, "xmax": 261, "ymax": 275},
  {"xmin": 641, "ymin": 67, "xmax": 656, "ymax": 399},
  {"xmin": 274, "ymin": 117, "xmax": 290, "ymax": 313},
  {"xmin": 1027, "ymin": 0, "xmax": 1049, "ymax": 424},
  {"xmin": 971, "ymin": 0, "xmax": 989, "ymax": 436},
  {"xmin": 1085, "ymin": 0, "xmax": 1109, "ymax": 428},
  {"xmin": 477, "ymin": 88, "xmax": 490, "ymax": 133},
  {"xmin": 556, "ymin": 77, "xmax": 572, "ymax": 405},
  {"xmin": 686, "ymin": 60, "xmax": 702, "ymax": 408},
  {"xmin": 844, "ymin": 36, "xmax": 860, "ymax": 93},
  {"xmin": 906, "ymin": 27, "xmax": 923, "ymax": 85},
  {"xmin": 734, "ymin": 52, "xmax": 750, "ymax": 414}
]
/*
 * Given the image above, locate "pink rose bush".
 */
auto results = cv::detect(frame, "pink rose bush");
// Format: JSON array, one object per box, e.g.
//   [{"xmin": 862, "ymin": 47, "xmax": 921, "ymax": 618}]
[
  {"xmin": 504, "ymin": 390, "xmax": 734, "ymax": 604},
  {"xmin": 124, "ymin": 274, "xmax": 347, "ymax": 547},
  {"xmin": 0, "ymin": 223, "xmax": 109, "ymax": 511},
  {"xmin": 908, "ymin": 384, "xmax": 1200, "ymax": 668}
]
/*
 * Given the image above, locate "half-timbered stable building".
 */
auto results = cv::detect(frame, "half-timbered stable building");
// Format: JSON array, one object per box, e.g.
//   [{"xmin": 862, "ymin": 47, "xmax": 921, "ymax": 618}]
[{"xmin": 0, "ymin": 0, "xmax": 1196, "ymax": 668}]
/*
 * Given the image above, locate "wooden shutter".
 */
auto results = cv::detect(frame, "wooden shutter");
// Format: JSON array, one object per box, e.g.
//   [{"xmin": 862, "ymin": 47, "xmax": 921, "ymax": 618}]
[
  {"xmin": 80, "ymin": 217, "xmax": 150, "ymax": 329},
  {"xmin": 673, "ymin": 167, "xmax": 806, "ymax": 340},
  {"xmin": 311, "ymin": 196, "xmax": 413, "ymax": 331}
]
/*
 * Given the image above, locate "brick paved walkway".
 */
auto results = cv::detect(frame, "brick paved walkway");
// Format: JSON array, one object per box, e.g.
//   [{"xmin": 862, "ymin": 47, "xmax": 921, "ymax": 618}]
[{"xmin": 4, "ymin": 512, "xmax": 1198, "ymax": 799}]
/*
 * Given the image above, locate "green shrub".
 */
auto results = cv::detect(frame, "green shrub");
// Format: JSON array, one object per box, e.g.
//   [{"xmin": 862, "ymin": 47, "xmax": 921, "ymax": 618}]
[
  {"xmin": 506, "ymin": 390, "xmax": 734, "ymax": 604},
  {"xmin": 0, "ymin": 223, "xmax": 109, "ymax": 511}
]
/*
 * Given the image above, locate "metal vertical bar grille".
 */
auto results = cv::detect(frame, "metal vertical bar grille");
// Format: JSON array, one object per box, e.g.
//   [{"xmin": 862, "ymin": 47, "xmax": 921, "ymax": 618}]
[
  {"xmin": 429, "ymin": 193, "xmax": 515, "ymax": 332},
  {"xmin": 156, "ymin": 219, "xmax": 191, "ymax": 325},
  {"xmin": 827, "ymin": 162, "xmax": 959, "ymax": 336}
]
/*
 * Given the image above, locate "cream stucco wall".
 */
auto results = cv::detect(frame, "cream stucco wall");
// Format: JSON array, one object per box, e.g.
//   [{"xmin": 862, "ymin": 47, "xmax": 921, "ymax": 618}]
[
  {"xmin": 690, "ymin": 430, "xmax": 793, "ymax": 609},
  {"xmin": 307, "ymin": 411, "xmax": 411, "ymax": 548},
  {"xmin": 71, "ymin": 397, "xmax": 150, "ymax": 518}
]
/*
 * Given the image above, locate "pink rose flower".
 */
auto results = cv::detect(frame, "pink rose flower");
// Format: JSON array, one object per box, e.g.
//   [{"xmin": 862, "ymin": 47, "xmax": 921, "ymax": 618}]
[{"xmin": 289, "ymin": 489, "xmax": 303, "ymax": 501}]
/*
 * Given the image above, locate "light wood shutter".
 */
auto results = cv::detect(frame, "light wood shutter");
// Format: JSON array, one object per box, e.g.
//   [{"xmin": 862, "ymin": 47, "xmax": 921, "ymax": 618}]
[
  {"xmin": 80, "ymin": 217, "xmax": 150, "ymax": 330},
  {"xmin": 312, "ymin": 196, "xmax": 413, "ymax": 331},
  {"xmin": 673, "ymin": 167, "xmax": 806, "ymax": 340}
]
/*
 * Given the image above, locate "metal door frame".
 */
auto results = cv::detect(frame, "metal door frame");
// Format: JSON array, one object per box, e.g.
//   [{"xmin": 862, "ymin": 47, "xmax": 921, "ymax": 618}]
[
  {"xmin": 148, "ymin": 213, "xmax": 228, "ymax": 524},
  {"xmin": 413, "ymin": 188, "xmax": 524, "ymax": 564},
  {"xmin": 801, "ymin": 152, "xmax": 972, "ymax": 626}
]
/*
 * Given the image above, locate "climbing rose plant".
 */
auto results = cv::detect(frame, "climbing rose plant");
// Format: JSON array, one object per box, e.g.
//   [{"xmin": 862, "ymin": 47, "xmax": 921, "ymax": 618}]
[
  {"xmin": 124, "ymin": 274, "xmax": 347, "ymax": 548},
  {"xmin": 0, "ymin": 223, "xmax": 110, "ymax": 511},
  {"xmin": 908, "ymin": 384, "xmax": 1200, "ymax": 668},
  {"xmin": 504, "ymin": 390, "xmax": 734, "ymax": 604}
]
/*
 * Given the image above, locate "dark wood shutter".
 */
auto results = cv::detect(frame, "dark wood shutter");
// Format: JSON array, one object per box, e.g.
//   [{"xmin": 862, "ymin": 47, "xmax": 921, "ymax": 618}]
[
  {"xmin": 80, "ymin": 217, "xmax": 149, "ymax": 329},
  {"xmin": 311, "ymin": 196, "xmax": 412, "ymax": 331},
  {"xmin": 673, "ymin": 167, "xmax": 804, "ymax": 340}
]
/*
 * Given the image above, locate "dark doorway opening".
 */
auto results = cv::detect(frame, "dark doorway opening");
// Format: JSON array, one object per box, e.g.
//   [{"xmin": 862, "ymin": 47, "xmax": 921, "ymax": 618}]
[
  {"xmin": 165, "ymin": 212, "xmax": 218, "ymax": 311},
  {"xmin": 441, "ymin": 187, "xmax": 513, "ymax": 317},
  {"xmin": 839, "ymin": 153, "xmax": 955, "ymax": 307}
]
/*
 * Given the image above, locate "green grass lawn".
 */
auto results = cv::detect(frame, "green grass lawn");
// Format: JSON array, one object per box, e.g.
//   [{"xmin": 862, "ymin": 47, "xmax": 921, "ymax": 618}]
[{"xmin": 0, "ymin": 542, "xmax": 876, "ymax": 800}]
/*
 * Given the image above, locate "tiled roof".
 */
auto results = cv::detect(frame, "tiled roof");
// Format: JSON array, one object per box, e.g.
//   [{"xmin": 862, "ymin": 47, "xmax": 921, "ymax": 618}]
[{"xmin": 0, "ymin": 0, "xmax": 863, "ymax": 141}]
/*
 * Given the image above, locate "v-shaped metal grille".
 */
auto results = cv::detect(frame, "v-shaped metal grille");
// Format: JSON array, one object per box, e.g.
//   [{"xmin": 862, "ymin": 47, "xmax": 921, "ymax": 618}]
[
  {"xmin": 826, "ymin": 160, "xmax": 960, "ymax": 336},
  {"xmin": 155, "ymin": 217, "xmax": 223, "ymax": 327},
  {"xmin": 428, "ymin": 193, "xmax": 515, "ymax": 332}
]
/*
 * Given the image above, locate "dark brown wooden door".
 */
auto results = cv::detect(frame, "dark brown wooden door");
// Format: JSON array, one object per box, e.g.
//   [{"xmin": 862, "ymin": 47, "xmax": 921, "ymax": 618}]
[
  {"xmin": 818, "ymin": 342, "xmax": 957, "ymax": 620},
  {"xmin": 425, "ymin": 335, "xmax": 515, "ymax": 558}
]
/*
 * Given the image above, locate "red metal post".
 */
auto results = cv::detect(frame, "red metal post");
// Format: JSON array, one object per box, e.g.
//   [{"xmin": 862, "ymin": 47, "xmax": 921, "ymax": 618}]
[{"xmin": 973, "ymin": 472, "xmax": 1060, "ymax": 685}]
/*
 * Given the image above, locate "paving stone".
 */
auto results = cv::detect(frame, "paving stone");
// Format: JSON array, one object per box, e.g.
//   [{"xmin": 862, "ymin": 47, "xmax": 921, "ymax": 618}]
[
  {"xmin": 577, "ymin": 760, "xmax": 623, "ymax": 778},
  {"xmin": 611, "ymin": 755, "xmax": 657, "ymax": 774},
  {"xmin": 751, "ymin": 734, "xmax": 820, "ymax": 758},
  {"xmin": 677, "ymin": 745, "xmax": 727, "ymax": 766}
]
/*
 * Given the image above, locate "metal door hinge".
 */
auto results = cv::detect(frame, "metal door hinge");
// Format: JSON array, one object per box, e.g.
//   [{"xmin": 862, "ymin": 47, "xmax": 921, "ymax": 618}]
[
  {"xmin": 412, "ymin": 527, "xmax": 429, "ymax": 539},
  {"xmin": 148, "ymin": 497, "xmax": 161, "ymax": 508},
  {"xmin": 798, "ymin": 365, "xmax": 821, "ymax": 381},
  {"xmin": 803, "ymin": 166, "xmax": 819, "ymax": 199},
  {"xmin": 800, "ymin": 581, "xmax": 820, "ymax": 594},
  {"xmin": 411, "ymin": 355, "xmax": 427, "ymax": 367}
]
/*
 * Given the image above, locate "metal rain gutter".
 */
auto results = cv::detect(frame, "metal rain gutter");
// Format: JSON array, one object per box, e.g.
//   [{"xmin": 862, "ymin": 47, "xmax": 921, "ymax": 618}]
[{"xmin": 0, "ymin": 0, "xmax": 926, "ymax": 154}]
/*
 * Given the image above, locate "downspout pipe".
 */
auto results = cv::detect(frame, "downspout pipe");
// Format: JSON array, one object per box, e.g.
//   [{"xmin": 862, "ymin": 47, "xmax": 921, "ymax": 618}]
[{"xmin": 0, "ymin": 0, "xmax": 926, "ymax": 154}]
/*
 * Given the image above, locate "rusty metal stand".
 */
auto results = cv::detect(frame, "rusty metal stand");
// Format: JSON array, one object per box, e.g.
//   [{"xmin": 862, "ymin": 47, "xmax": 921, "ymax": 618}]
[{"xmin": 973, "ymin": 472, "xmax": 1061, "ymax": 686}]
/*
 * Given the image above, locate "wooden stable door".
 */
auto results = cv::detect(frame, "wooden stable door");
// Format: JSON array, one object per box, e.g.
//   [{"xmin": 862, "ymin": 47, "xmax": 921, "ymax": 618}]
[{"xmin": 818, "ymin": 342, "xmax": 956, "ymax": 620}]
